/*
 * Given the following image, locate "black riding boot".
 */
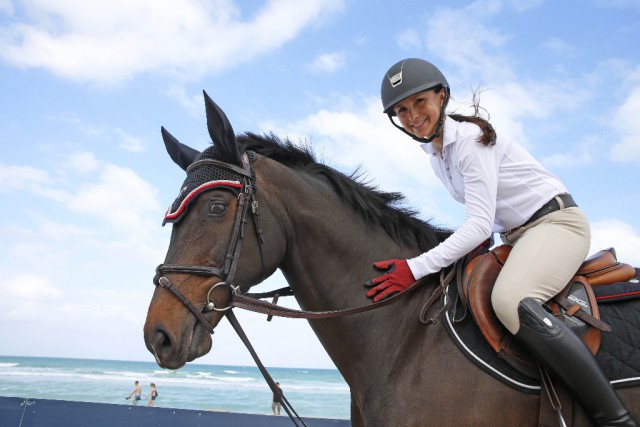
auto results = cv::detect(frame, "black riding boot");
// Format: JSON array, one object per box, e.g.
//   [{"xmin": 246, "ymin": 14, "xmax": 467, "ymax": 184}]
[{"xmin": 515, "ymin": 297, "xmax": 636, "ymax": 427}]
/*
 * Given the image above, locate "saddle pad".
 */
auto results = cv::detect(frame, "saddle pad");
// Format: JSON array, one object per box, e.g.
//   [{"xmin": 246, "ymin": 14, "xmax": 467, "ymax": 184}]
[
  {"xmin": 443, "ymin": 286, "xmax": 540, "ymax": 394},
  {"xmin": 443, "ymin": 285, "xmax": 640, "ymax": 393},
  {"xmin": 595, "ymin": 299, "xmax": 640, "ymax": 387},
  {"xmin": 594, "ymin": 268, "xmax": 640, "ymax": 303}
]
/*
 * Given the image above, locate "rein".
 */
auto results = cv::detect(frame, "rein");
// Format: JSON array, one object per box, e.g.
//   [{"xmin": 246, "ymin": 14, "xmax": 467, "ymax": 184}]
[{"xmin": 230, "ymin": 271, "xmax": 451, "ymax": 321}]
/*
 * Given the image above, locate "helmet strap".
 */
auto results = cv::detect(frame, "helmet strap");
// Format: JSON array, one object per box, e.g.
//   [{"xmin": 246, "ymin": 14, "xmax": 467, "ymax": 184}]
[
  {"xmin": 387, "ymin": 116, "xmax": 433, "ymax": 143},
  {"xmin": 387, "ymin": 91, "xmax": 450, "ymax": 144}
]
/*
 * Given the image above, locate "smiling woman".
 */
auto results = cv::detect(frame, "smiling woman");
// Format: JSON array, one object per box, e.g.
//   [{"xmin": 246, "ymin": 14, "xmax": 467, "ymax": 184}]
[
  {"xmin": 392, "ymin": 89, "xmax": 446, "ymax": 138},
  {"xmin": 375, "ymin": 57, "xmax": 635, "ymax": 426}
]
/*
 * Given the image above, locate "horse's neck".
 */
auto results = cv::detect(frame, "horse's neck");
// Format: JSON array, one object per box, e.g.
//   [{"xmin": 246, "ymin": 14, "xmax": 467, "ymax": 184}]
[
  {"xmin": 267, "ymin": 165, "xmax": 438, "ymax": 379},
  {"xmin": 277, "ymin": 180, "xmax": 409, "ymax": 308}
]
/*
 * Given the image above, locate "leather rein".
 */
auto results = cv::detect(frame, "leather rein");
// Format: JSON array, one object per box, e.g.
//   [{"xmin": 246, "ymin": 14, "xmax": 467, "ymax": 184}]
[{"xmin": 152, "ymin": 153, "xmax": 450, "ymax": 426}]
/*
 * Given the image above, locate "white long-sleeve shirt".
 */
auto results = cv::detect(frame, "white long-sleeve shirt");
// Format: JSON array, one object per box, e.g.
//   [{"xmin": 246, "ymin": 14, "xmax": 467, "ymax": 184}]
[{"xmin": 407, "ymin": 117, "xmax": 567, "ymax": 279}]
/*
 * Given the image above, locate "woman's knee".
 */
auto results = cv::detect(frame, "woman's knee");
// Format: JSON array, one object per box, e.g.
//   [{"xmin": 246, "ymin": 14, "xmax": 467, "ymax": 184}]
[{"xmin": 491, "ymin": 288, "xmax": 521, "ymax": 334}]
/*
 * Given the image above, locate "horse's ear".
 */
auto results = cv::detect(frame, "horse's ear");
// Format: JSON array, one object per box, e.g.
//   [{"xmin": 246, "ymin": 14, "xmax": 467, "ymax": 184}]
[
  {"xmin": 161, "ymin": 126, "xmax": 200, "ymax": 171},
  {"xmin": 203, "ymin": 90, "xmax": 242, "ymax": 166}
]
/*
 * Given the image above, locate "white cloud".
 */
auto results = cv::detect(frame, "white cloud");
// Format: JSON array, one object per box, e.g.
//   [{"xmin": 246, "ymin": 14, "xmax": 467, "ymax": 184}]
[
  {"xmin": 47, "ymin": 113, "xmax": 148, "ymax": 153},
  {"xmin": 66, "ymin": 151, "xmax": 101, "ymax": 175},
  {"xmin": 115, "ymin": 128, "xmax": 146, "ymax": 153},
  {"xmin": 36, "ymin": 216, "xmax": 96, "ymax": 241},
  {"xmin": 0, "ymin": 0, "xmax": 13, "ymax": 14},
  {"xmin": 541, "ymin": 138, "xmax": 596, "ymax": 169},
  {"xmin": 1, "ymin": 157, "xmax": 161, "ymax": 228},
  {"xmin": 0, "ymin": 272, "xmax": 147, "ymax": 339},
  {"xmin": 59, "ymin": 289, "xmax": 145, "ymax": 324},
  {"xmin": 424, "ymin": 5, "xmax": 513, "ymax": 83},
  {"xmin": 590, "ymin": 218, "xmax": 640, "ymax": 266},
  {"xmin": 540, "ymin": 37, "xmax": 579, "ymax": 57},
  {"xmin": 67, "ymin": 163, "xmax": 162, "ymax": 234},
  {"xmin": 308, "ymin": 52, "xmax": 346, "ymax": 74},
  {"xmin": 0, "ymin": 0, "xmax": 345, "ymax": 85},
  {"xmin": 395, "ymin": 28, "xmax": 422, "ymax": 50},
  {"xmin": 25, "ymin": 145, "xmax": 169, "ymax": 270},
  {"xmin": 2, "ymin": 274, "xmax": 62, "ymax": 300},
  {"xmin": 0, "ymin": 164, "xmax": 55, "ymax": 195},
  {"xmin": 46, "ymin": 112, "xmax": 107, "ymax": 141},
  {"xmin": 448, "ymin": 82, "xmax": 590, "ymax": 151},
  {"xmin": 592, "ymin": 0, "xmax": 640, "ymax": 10},
  {"xmin": 610, "ymin": 86, "xmax": 640, "ymax": 162},
  {"xmin": 167, "ymin": 85, "xmax": 205, "ymax": 118},
  {"xmin": 507, "ymin": 0, "xmax": 545, "ymax": 12}
]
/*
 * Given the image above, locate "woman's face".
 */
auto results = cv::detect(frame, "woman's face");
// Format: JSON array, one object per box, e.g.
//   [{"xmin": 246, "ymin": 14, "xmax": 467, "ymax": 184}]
[{"xmin": 393, "ymin": 88, "xmax": 446, "ymax": 138}]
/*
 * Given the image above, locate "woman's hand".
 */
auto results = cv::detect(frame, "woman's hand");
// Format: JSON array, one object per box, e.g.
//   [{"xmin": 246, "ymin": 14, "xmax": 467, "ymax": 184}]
[{"xmin": 364, "ymin": 259, "xmax": 416, "ymax": 302}]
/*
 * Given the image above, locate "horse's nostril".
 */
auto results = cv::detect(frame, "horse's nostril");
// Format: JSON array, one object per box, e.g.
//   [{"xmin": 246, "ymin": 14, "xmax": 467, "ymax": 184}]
[
  {"xmin": 146, "ymin": 324, "xmax": 175, "ymax": 362},
  {"xmin": 154, "ymin": 326, "xmax": 172, "ymax": 349}
]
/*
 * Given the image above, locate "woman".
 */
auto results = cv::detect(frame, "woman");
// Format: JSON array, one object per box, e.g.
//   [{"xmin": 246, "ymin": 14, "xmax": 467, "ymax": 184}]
[
  {"xmin": 147, "ymin": 383, "xmax": 158, "ymax": 407},
  {"xmin": 365, "ymin": 57, "xmax": 635, "ymax": 427}
]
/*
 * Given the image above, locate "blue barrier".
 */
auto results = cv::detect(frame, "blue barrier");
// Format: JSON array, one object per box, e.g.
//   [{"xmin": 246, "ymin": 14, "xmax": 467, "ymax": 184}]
[{"xmin": 0, "ymin": 396, "xmax": 351, "ymax": 427}]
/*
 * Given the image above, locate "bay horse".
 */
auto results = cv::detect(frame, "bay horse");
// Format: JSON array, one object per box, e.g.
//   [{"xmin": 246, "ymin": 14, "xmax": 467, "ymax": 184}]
[{"xmin": 143, "ymin": 92, "xmax": 640, "ymax": 426}]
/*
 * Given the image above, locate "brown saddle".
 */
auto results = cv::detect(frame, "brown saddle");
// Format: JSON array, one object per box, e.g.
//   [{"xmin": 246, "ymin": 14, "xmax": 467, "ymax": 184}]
[{"xmin": 461, "ymin": 245, "xmax": 637, "ymax": 378}]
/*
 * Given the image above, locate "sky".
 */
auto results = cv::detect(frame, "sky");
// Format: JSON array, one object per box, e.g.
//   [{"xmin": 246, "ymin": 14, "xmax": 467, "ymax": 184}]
[{"xmin": 1, "ymin": 0, "xmax": 640, "ymax": 371}]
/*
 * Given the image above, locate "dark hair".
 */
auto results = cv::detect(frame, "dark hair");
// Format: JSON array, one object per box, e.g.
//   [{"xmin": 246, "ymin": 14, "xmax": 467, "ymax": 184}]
[{"xmin": 448, "ymin": 89, "xmax": 496, "ymax": 146}]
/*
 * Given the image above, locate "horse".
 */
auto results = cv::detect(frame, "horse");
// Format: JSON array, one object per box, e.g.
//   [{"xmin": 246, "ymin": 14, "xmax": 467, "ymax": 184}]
[{"xmin": 143, "ymin": 92, "xmax": 640, "ymax": 426}]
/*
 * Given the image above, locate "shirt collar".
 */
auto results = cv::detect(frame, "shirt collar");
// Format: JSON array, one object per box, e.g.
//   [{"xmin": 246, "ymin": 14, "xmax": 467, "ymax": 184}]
[{"xmin": 420, "ymin": 116, "xmax": 456, "ymax": 156}]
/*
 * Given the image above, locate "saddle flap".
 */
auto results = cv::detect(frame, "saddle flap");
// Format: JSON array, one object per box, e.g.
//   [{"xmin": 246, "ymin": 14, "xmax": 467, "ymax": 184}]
[
  {"xmin": 462, "ymin": 245, "xmax": 605, "ymax": 379},
  {"xmin": 462, "ymin": 245, "xmax": 511, "ymax": 351}
]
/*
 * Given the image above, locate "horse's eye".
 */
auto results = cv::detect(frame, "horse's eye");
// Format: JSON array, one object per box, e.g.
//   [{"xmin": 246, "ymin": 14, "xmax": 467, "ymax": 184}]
[{"xmin": 209, "ymin": 203, "xmax": 226, "ymax": 216}]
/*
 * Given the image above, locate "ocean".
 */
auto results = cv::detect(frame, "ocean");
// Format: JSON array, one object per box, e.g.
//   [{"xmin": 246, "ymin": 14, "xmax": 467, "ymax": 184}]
[{"xmin": 0, "ymin": 355, "xmax": 351, "ymax": 420}]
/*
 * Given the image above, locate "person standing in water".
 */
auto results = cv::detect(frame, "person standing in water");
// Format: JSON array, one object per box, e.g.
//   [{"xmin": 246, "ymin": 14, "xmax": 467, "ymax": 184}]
[
  {"xmin": 125, "ymin": 380, "xmax": 142, "ymax": 406},
  {"xmin": 272, "ymin": 382, "xmax": 282, "ymax": 416},
  {"xmin": 147, "ymin": 383, "xmax": 158, "ymax": 407}
]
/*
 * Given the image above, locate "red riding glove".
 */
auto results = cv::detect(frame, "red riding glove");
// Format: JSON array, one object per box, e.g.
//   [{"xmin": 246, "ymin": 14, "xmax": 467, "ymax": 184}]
[{"xmin": 364, "ymin": 259, "xmax": 417, "ymax": 302}]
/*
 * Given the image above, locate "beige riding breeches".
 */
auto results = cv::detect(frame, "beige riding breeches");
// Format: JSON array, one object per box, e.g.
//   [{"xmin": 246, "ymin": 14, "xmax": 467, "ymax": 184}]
[{"xmin": 492, "ymin": 206, "xmax": 591, "ymax": 334}]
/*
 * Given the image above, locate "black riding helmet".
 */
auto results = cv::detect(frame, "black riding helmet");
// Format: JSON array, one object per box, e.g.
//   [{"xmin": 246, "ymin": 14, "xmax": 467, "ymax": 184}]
[{"xmin": 381, "ymin": 58, "xmax": 450, "ymax": 143}]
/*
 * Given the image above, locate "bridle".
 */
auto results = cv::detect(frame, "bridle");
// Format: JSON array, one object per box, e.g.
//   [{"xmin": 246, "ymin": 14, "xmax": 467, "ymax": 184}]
[
  {"xmin": 153, "ymin": 152, "xmax": 266, "ymax": 329},
  {"xmin": 151, "ymin": 151, "xmax": 454, "ymax": 426}
]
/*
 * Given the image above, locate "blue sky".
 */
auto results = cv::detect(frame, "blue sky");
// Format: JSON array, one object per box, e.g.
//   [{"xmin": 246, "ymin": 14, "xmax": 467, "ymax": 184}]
[{"xmin": 1, "ymin": 0, "xmax": 639, "ymax": 370}]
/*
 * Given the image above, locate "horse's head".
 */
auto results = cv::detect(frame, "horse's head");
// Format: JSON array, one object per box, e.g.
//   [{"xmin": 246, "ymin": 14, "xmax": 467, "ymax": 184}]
[{"xmin": 144, "ymin": 92, "xmax": 284, "ymax": 369}]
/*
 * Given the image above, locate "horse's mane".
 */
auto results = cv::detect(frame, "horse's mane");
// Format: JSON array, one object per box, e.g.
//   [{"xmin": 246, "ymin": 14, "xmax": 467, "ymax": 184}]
[{"xmin": 236, "ymin": 132, "xmax": 451, "ymax": 251}]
